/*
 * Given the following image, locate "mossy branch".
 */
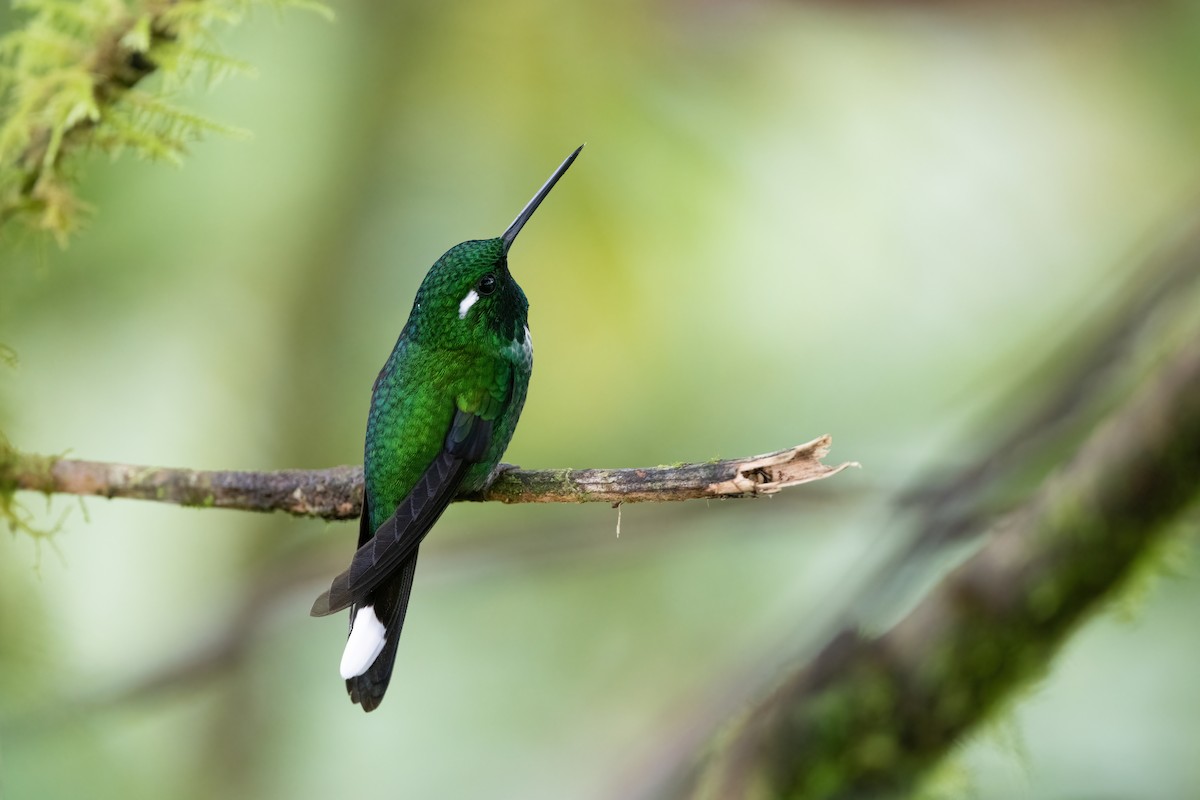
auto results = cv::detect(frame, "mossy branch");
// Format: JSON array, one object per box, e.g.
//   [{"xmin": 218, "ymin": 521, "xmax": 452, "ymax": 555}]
[
  {"xmin": 0, "ymin": 0, "xmax": 329, "ymax": 240},
  {"xmin": 665, "ymin": 343, "xmax": 1200, "ymax": 800},
  {"xmin": 0, "ymin": 436, "xmax": 858, "ymax": 520}
]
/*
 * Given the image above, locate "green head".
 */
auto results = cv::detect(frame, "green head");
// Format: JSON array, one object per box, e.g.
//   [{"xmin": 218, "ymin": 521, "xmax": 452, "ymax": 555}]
[{"xmin": 405, "ymin": 145, "xmax": 583, "ymax": 348}]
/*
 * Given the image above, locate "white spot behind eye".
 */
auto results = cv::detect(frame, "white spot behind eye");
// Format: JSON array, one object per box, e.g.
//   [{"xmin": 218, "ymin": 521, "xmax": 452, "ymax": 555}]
[{"xmin": 458, "ymin": 289, "xmax": 480, "ymax": 320}]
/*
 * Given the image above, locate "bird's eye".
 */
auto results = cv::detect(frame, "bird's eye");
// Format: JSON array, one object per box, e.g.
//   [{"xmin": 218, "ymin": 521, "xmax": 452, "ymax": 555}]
[{"xmin": 477, "ymin": 274, "xmax": 497, "ymax": 296}]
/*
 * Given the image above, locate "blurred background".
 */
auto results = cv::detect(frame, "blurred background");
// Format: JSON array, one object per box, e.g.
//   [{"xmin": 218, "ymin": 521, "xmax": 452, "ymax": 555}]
[{"xmin": 2, "ymin": 1, "xmax": 1199, "ymax": 798}]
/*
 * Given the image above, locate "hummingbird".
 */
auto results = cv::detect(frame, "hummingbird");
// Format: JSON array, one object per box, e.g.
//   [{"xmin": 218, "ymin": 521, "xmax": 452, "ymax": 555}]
[{"xmin": 310, "ymin": 145, "xmax": 583, "ymax": 712}]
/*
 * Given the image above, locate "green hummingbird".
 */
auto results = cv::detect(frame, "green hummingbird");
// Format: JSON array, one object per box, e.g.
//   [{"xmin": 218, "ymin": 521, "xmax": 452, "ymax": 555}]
[{"xmin": 310, "ymin": 145, "xmax": 583, "ymax": 712}]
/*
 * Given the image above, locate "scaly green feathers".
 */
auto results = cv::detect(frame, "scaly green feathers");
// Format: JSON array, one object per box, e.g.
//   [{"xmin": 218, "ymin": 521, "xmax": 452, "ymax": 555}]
[
  {"xmin": 311, "ymin": 147, "xmax": 580, "ymax": 711},
  {"xmin": 365, "ymin": 236, "xmax": 531, "ymax": 530}
]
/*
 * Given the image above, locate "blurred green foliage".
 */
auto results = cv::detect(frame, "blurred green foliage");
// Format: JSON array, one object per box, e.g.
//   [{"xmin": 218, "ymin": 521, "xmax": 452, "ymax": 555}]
[{"xmin": 2, "ymin": 2, "xmax": 1199, "ymax": 799}]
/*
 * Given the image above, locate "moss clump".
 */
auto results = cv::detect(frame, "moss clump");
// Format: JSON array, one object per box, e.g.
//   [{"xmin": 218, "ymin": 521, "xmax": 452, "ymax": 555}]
[
  {"xmin": 0, "ymin": 436, "xmax": 57, "ymax": 540},
  {"xmin": 0, "ymin": 0, "xmax": 331, "ymax": 241}
]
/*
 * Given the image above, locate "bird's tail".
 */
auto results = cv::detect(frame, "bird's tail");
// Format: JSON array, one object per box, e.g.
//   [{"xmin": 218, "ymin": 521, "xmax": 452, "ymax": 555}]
[{"xmin": 341, "ymin": 551, "xmax": 419, "ymax": 712}]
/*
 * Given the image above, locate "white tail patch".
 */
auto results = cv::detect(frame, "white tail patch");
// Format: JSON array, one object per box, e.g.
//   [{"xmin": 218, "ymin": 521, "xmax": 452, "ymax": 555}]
[
  {"xmin": 458, "ymin": 289, "xmax": 480, "ymax": 320},
  {"xmin": 340, "ymin": 604, "xmax": 387, "ymax": 679}
]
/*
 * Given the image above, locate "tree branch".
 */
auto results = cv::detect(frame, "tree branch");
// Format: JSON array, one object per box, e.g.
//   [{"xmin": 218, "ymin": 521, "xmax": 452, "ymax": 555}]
[
  {"xmin": 0, "ymin": 436, "xmax": 858, "ymax": 519},
  {"xmin": 900, "ymin": 211, "xmax": 1200, "ymax": 548},
  {"xmin": 663, "ymin": 343, "xmax": 1200, "ymax": 799}
]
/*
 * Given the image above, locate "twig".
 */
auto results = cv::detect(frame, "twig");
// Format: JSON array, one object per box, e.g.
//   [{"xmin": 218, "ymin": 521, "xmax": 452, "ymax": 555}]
[
  {"xmin": 661, "ymin": 342, "xmax": 1200, "ymax": 799},
  {"xmin": 1, "ymin": 436, "xmax": 858, "ymax": 519}
]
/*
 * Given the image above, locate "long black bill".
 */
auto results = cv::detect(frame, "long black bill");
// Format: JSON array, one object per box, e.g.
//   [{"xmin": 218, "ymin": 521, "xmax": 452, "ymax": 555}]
[{"xmin": 501, "ymin": 144, "xmax": 584, "ymax": 254}]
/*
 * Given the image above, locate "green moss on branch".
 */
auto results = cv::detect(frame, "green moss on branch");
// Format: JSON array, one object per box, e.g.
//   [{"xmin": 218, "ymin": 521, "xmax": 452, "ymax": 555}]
[{"xmin": 0, "ymin": 0, "xmax": 329, "ymax": 240}]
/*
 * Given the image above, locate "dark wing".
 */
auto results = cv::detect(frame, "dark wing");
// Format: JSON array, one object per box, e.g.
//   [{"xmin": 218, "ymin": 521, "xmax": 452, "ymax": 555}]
[{"xmin": 309, "ymin": 407, "xmax": 494, "ymax": 617}]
